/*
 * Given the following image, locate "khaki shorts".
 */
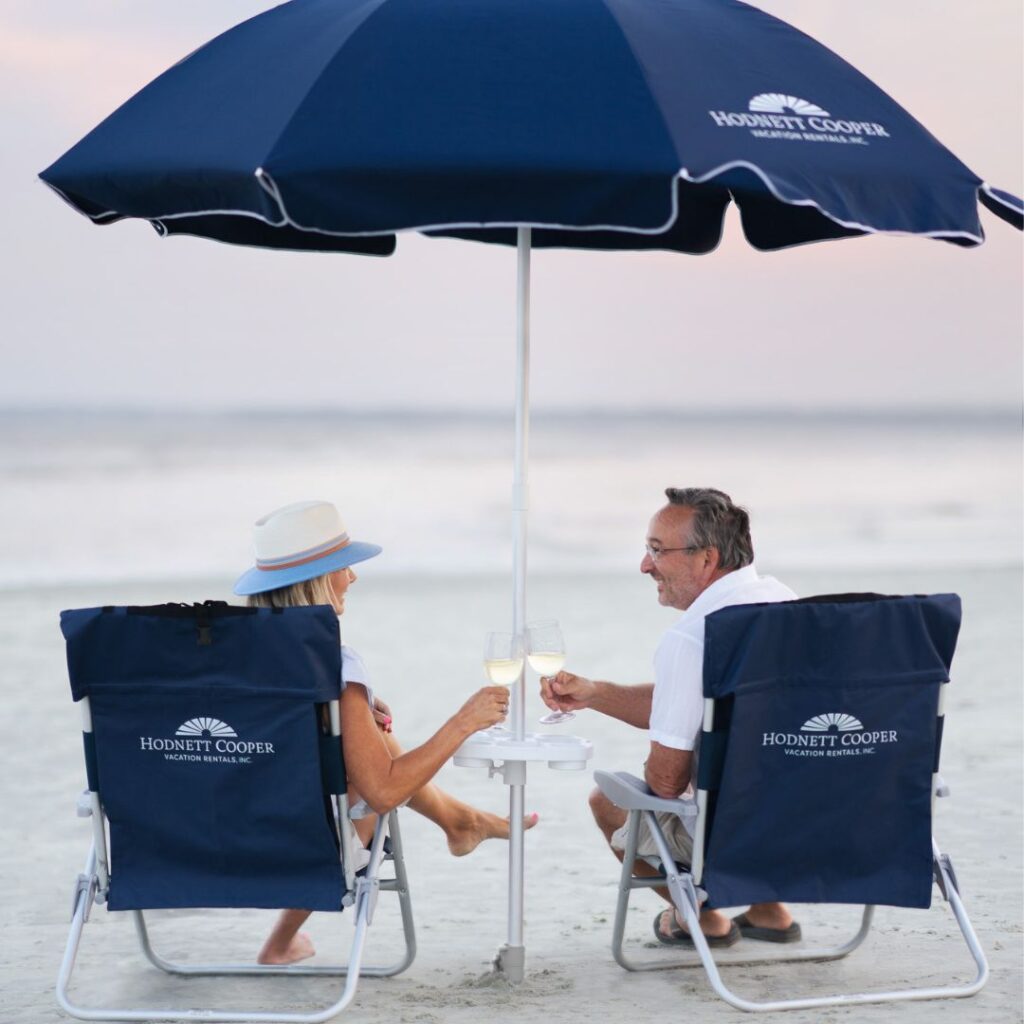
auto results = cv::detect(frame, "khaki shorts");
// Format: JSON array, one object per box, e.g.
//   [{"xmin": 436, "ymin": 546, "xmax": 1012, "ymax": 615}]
[{"xmin": 610, "ymin": 807, "xmax": 695, "ymax": 867}]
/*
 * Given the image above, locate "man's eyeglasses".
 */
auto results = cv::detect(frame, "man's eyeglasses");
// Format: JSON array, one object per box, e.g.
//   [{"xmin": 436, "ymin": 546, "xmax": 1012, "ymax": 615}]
[{"xmin": 644, "ymin": 543, "xmax": 703, "ymax": 562}]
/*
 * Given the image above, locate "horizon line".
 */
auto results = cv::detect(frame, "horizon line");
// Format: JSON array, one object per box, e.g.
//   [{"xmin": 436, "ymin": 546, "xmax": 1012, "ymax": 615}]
[{"xmin": 0, "ymin": 403, "xmax": 1020, "ymax": 423}]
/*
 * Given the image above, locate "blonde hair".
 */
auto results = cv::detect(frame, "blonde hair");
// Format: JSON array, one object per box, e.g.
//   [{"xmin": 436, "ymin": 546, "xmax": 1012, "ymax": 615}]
[{"xmin": 246, "ymin": 573, "xmax": 341, "ymax": 614}]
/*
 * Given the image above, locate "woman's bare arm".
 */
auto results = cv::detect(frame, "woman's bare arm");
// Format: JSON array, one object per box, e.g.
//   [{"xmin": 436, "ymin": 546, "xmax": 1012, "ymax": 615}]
[{"xmin": 340, "ymin": 683, "xmax": 507, "ymax": 814}]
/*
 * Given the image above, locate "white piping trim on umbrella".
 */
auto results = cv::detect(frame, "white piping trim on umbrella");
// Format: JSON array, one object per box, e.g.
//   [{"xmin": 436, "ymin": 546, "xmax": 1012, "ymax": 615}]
[
  {"xmin": 40, "ymin": 180, "xmax": 120, "ymax": 223},
  {"xmin": 252, "ymin": 166, "xmax": 983, "ymax": 244},
  {"xmin": 250, "ymin": 166, "xmax": 684, "ymax": 236},
  {"xmin": 60, "ymin": 167, "xmax": 682, "ymax": 236},
  {"xmin": 40, "ymin": 161, "xmax": 987, "ymax": 246},
  {"xmin": 149, "ymin": 218, "xmax": 395, "ymax": 256},
  {"xmin": 148, "ymin": 208, "xmax": 287, "ymax": 232},
  {"xmin": 981, "ymin": 182, "xmax": 1023, "ymax": 215},
  {"xmin": 41, "ymin": 178, "xmax": 292, "ymax": 230},
  {"xmin": 679, "ymin": 161, "xmax": 985, "ymax": 244}
]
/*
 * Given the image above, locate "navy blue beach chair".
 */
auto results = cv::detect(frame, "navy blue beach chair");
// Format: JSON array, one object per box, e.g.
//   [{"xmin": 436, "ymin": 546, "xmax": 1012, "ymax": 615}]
[
  {"xmin": 58, "ymin": 601, "xmax": 415, "ymax": 1023},
  {"xmin": 595, "ymin": 593, "xmax": 988, "ymax": 1012}
]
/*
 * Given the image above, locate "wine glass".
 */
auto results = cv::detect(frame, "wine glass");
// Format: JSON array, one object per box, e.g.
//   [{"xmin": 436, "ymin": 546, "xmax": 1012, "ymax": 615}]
[
  {"xmin": 527, "ymin": 619, "xmax": 574, "ymax": 724},
  {"xmin": 483, "ymin": 631, "xmax": 524, "ymax": 688}
]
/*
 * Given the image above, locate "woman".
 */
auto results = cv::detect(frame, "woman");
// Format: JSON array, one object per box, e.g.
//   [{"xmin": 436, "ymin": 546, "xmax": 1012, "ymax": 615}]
[{"xmin": 233, "ymin": 499, "xmax": 537, "ymax": 965}]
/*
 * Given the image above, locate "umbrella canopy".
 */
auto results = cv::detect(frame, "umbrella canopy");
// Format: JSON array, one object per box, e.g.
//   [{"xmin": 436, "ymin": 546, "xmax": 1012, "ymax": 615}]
[{"xmin": 41, "ymin": 0, "xmax": 1021, "ymax": 253}]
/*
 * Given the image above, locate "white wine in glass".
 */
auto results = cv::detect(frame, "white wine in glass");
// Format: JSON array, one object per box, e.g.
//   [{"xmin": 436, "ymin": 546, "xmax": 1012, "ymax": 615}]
[
  {"xmin": 527, "ymin": 619, "xmax": 574, "ymax": 724},
  {"xmin": 484, "ymin": 631, "xmax": 524, "ymax": 687},
  {"xmin": 527, "ymin": 651, "xmax": 566, "ymax": 676}
]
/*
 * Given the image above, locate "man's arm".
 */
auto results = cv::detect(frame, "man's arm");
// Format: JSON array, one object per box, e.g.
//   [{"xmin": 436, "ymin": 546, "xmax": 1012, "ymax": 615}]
[
  {"xmin": 644, "ymin": 740, "xmax": 692, "ymax": 799},
  {"xmin": 540, "ymin": 671, "xmax": 652, "ymax": 729},
  {"xmin": 589, "ymin": 680, "xmax": 654, "ymax": 729}
]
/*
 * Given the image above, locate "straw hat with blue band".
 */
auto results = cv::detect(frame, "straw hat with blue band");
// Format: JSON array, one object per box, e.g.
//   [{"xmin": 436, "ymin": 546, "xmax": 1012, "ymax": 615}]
[{"xmin": 233, "ymin": 500, "xmax": 382, "ymax": 596}]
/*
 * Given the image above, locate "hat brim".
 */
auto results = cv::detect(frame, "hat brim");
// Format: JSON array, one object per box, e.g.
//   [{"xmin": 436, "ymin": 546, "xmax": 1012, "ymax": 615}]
[{"xmin": 233, "ymin": 541, "xmax": 382, "ymax": 596}]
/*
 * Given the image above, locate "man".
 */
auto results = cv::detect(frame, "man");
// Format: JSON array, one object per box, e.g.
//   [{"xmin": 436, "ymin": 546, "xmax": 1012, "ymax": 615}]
[{"xmin": 540, "ymin": 487, "xmax": 800, "ymax": 947}]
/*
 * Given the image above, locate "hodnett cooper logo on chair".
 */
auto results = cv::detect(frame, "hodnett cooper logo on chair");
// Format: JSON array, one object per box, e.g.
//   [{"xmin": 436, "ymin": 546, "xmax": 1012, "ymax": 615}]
[
  {"xmin": 707, "ymin": 94, "xmax": 892, "ymax": 146},
  {"xmin": 762, "ymin": 712, "xmax": 899, "ymax": 759},
  {"xmin": 138, "ymin": 716, "xmax": 276, "ymax": 765}
]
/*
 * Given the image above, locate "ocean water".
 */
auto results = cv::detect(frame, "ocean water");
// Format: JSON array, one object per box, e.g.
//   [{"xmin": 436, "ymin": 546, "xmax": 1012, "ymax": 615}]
[{"xmin": 0, "ymin": 409, "xmax": 1019, "ymax": 589}]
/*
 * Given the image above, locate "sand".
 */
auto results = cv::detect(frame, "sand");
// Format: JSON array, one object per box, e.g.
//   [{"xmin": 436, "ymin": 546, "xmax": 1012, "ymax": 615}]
[{"xmin": 0, "ymin": 566, "xmax": 1020, "ymax": 1023}]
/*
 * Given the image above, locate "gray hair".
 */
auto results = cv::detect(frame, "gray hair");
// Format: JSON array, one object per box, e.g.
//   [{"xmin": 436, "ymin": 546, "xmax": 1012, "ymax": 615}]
[
  {"xmin": 246, "ymin": 573, "xmax": 340, "ymax": 613},
  {"xmin": 664, "ymin": 487, "xmax": 753, "ymax": 571}
]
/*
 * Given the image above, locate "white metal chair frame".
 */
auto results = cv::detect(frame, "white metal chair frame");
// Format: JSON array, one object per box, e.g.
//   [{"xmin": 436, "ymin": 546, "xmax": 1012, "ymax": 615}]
[
  {"xmin": 57, "ymin": 695, "xmax": 416, "ymax": 1023},
  {"xmin": 594, "ymin": 682, "xmax": 989, "ymax": 1012}
]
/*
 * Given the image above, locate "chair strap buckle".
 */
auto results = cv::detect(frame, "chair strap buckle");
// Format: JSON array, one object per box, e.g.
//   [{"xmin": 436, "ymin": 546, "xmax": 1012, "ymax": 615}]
[
  {"xmin": 71, "ymin": 873, "xmax": 98, "ymax": 923},
  {"xmin": 76, "ymin": 790, "xmax": 93, "ymax": 818},
  {"xmin": 934, "ymin": 852, "xmax": 960, "ymax": 901},
  {"xmin": 356, "ymin": 876, "xmax": 380, "ymax": 924}
]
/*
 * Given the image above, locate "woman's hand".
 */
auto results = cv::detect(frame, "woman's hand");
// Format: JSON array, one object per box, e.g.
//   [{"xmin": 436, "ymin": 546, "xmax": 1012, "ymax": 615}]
[
  {"xmin": 372, "ymin": 695, "xmax": 393, "ymax": 733},
  {"xmin": 540, "ymin": 670, "xmax": 596, "ymax": 712},
  {"xmin": 456, "ymin": 686, "xmax": 511, "ymax": 733}
]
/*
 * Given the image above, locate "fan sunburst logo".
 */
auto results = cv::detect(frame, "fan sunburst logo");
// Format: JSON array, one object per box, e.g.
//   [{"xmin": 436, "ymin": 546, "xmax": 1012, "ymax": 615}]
[
  {"xmin": 707, "ymin": 94, "xmax": 891, "ymax": 146},
  {"xmin": 750, "ymin": 94, "xmax": 830, "ymax": 116},
  {"xmin": 762, "ymin": 711, "xmax": 898, "ymax": 759},
  {"xmin": 176, "ymin": 717, "xmax": 237, "ymax": 738},
  {"xmin": 139, "ymin": 716, "xmax": 276, "ymax": 764},
  {"xmin": 801, "ymin": 712, "xmax": 862, "ymax": 732}
]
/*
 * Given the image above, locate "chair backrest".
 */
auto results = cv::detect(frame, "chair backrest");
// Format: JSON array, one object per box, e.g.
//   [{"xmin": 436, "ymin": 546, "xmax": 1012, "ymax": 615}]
[
  {"xmin": 61, "ymin": 601, "xmax": 347, "ymax": 912},
  {"xmin": 696, "ymin": 593, "xmax": 960, "ymax": 910}
]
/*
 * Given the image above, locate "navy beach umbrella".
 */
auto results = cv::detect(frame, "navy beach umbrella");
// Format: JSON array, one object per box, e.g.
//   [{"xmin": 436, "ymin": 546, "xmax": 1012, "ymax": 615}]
[
  {"xmin": 40, "ymin": 0, "xmax": 1022, "ymax": 250},
  {"xmin": 40, "ymin": 0, "xmax": 1022, "ymax": 983}
]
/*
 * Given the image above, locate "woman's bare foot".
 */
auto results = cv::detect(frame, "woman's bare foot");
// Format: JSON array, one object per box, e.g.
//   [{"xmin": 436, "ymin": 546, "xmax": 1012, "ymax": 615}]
[
  {"xmin": 257, "ymin": 930, "xmax": 316, "ymax": 965},
  {"xmin": 446, "ymin": 811, "xmax": 540, "ymax": 857}
]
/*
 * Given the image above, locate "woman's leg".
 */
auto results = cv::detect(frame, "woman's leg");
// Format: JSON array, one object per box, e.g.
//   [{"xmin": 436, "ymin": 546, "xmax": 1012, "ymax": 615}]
[
  {"xmin": 255, "ymin": 726, "xmax": 537, "ymax": 962},
  {"xmin": 256, "ymin": 783, "xmax": 379, "ymax": 964},
  {"xmin": 381, "ymin": 731, "xmax": 538, "ymax": 856},
  {"xmin": 257, "ymin": 910, "xmax": 316, "ymax": 965}
]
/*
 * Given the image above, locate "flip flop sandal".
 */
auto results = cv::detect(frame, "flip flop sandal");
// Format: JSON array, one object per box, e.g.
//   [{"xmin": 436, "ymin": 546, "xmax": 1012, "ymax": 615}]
[
  {"xmin": 732, "ymin": 912, "xmax": 802, "ymax": 943},
  {"xmin": 653, "ymin": 910, "xmax": 741, "ymax": 948}
]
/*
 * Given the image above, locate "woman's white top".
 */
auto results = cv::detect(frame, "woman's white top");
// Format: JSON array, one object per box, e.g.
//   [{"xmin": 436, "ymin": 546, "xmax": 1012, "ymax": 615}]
[
  {"xmin": 338, "ymin": 643, "xmax": 376, "ymax": 829},
  {"xmin": 340, "ymin": 644, "xmax": 373, "ymax": 705}
]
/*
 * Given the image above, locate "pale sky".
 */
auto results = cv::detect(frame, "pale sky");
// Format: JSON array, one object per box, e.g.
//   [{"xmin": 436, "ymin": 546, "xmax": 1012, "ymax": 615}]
[{"xmin": 1, "ymin": 0, "xmax": 1021, "ymax": 412}]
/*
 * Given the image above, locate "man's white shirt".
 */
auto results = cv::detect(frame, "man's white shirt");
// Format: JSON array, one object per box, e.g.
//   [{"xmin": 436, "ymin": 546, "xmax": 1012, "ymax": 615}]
[{"xmin": 649, "ymin": 564, "xmax": 797, "ymax": 751}]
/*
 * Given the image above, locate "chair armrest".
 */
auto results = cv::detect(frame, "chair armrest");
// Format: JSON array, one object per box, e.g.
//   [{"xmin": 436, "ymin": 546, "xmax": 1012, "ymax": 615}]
[{"xmin": 593, "ymin": 770, "xmax": 693, "ymax": 816}]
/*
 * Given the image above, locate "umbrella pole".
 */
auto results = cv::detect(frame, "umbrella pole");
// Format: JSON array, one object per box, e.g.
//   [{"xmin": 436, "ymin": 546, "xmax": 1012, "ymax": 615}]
[
  {"xmin": 496, "ymin": 226, "xmax": 531, "ymax": 983},
  {"xmin": 511, "ymin": 227, "xmax": 530, "ymax": 746}
]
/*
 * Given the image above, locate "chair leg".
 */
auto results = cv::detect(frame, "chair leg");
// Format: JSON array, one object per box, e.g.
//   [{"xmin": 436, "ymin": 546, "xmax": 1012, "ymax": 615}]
[
  {"xmin": 58, "ymin": 816, "xmax": 416, "ymax": 1023},
  {"xmin": 55, "ymin": 848, "xmax": 95, "ymax": 1020},
  {"xmin": 610, "ymin": 810, "xmax": 642, "ymax": 972},
  {"xmin": 623, "ymin": 820, "xmax": 990, "ymax": 1011},
  {"xmin": 690, "ymin": 845, "xmax": 988, "ymax": 1011},
  {"xmin": 371, "ymin": 808, "xmax": 417, "ymax": 977},
  {"xmin": 611, "ymin": 812, "xmax": 874, "ymax": 973},
  {"xmin": 686, "ymin": 891, "xmax": 986, "ymax": 1012},
  {"xmin": 136, "ymin": 811, "xmax": 415, "ymax": 979}
]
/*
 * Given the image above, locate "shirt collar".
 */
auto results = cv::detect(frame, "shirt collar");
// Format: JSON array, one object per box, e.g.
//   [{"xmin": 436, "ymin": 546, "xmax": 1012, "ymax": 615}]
[{"xmin": 680, "ymin": 563, "xmax": 760, "ymax": 623}]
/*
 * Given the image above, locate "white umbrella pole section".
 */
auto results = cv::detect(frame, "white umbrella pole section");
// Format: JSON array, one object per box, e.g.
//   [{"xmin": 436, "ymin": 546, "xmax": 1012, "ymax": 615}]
[
  {"xmin": 496, "ymin": 226, "xmax": 531, "ymax": 983},
  {"xmin": 512, "ymin": 227, "xmax": 530, "ymax": 745}
]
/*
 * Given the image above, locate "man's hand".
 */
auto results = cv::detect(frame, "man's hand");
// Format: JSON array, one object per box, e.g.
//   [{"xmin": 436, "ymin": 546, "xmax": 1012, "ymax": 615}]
[{"xmin": 540, "ymin": 670, "xmax": 597, "ymax": 712}]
